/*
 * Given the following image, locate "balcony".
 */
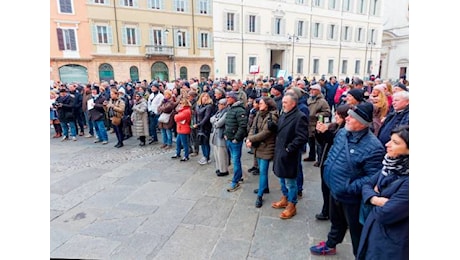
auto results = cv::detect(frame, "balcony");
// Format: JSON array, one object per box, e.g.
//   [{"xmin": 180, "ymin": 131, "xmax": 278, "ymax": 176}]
[{"xmin": 145, "ymin": 45, "xmax": 174, "ymax": 57}]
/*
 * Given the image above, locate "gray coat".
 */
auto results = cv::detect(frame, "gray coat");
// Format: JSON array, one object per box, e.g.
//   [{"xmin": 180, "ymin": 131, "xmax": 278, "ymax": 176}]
[
  {"xmin": 131, "ymin": 99, "xmax": 149, "ymax": 137},
  {"xmin": 210, "ymin": 107, "xmax": 228, "ymax": 147}
]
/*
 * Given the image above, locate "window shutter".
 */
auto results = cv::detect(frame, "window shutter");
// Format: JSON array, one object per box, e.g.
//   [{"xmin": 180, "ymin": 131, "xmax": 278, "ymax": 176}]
[
  {"xmin": 256, "ymin": 16, "xmax": 260, "ymax": 34},
  {"xmin": 223, "ymin": 12, "xmax": 227, "ymax": 31},
  {"xmin": 119, "ymin": 0, "xmax": 124, "ymax": 6},
  {"xmin": 186, "ymin": 31, "xmax": 190, "ymax": 48},
  {"xmin": 147, "ymin": 0, "xmax": 152, "ymax": 8},
  {"xmin": 173, "ymin": 0, "xmax": 177, "ymax": 11},
  {"xmin": 149, "ymin": 29, "xmax": 154, "ymax": 45},
  {"xmin": 69, "ymin": 29, "xmax": 77, "ymax": 50},
  {"xmin": 334, "ymin": 25, "xmax": 338, "ymax": 40},
  {"xmin": 92, "ymin": 25, "xmax": 98, "ymax": 43},
  {"xmin": 235, "ymin": 14, "xmax": 240, "ymax": 32},
  {"xmin": 319, "ymin": 24, "xmax": 323, "ymax": 39},
  {"xmin": 57, "ymin": 28, "xmax": 65, "ymax": 50},
  {"xmin": 208, "ymin": 0, "xmax": 212, "ymax": 15},
  {"xmin": 183, "ymin": 0, "xmax": 188, "ymax": 12},
  {"xmin": 209, "ymin": 32, "xmax": 213, "ymax": 49},
  {"xmin": 281, "ymin": 19, "xmax": 286, "ymax": 35},
  {"xmin": 244, "ymin": 15, "xmax": 249, "ymax": 33},
  {"xmin": 136, "ymin": 28, "xmax": 141, "ymax": 46},
  {"xmin": 133, "ymin": 0, "xmax": 138, "ymax": 7},
  {"xmin": 122, "ymin": 27, "xmax": 127, "ymax": 45},
  {"xmin": 107, "ymin": 26, "xmax": 113, "ymax": 44},
  {"xmin": 198, "ymin": 32, "xmax": 202, "ymax": 48},
  {"xmin": 160, "ymin": 0, "xmax": 165, "ymax": 9}
]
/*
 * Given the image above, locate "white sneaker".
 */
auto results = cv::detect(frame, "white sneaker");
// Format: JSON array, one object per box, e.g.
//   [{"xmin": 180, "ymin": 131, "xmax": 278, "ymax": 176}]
[
  {"xmin": 72, "ymin": 136, "xmax": 77, "ymax": 141},
  {"xmin": 207, "ymin": 159, "xmax": 212, "ymax": 164},
  {"xmin": 198, "ymin": 157, "xmax": 207, "ymax": 165},
  {"xmin": 85, "ymin": 134, "xmax": 94, "ymax": 138},
  {"xmin": 61, "ymin": 136, "xmax": 68, "ymax": 142}
]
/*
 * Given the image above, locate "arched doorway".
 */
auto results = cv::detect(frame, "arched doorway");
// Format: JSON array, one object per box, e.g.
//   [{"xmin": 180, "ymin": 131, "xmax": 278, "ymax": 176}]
[
  {"xmin": 99, "ymin": 63, "xmax": 114, "ymax": 82},
  {"xmin": 200, "ymin": 64, "xmax": 211, "ymax": 79},
  {"xmin": 179, "ymin": 66, "xmax": 188, "ymax": 80},
  {"xmin": 151, "ymin": 62, "xmax": 169, "ymax": 81},
  {"xmin": 59, "ymin": 64, "xmax": 88, "ymax": 84},
  {"xmin": 130, "ymin": 66, "xmax": 139, "ymax": 82}
]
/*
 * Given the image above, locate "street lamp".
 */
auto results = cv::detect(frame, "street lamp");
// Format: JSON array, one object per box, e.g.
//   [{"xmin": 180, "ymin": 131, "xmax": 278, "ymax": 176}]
[
  {"xmin": 288, "ymin": 34, "xmax": 300, "ymax": 78},
  {"xmin": 368, "ymin": 41, "xmax": 376, "ymax": 75},
  {"xmin": 165, "ymin": 28, "xmax": 181, "ymax": 81}
]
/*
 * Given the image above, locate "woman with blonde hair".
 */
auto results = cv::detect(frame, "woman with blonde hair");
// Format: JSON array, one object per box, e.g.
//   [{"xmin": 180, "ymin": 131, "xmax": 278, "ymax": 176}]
[
  {"xmin": 192, "ymin": 92, "xmax": 214, "ymax": 165},
  {"xmin": 369, "ymin": 84, "xmax": 389, "ymax": 135}
]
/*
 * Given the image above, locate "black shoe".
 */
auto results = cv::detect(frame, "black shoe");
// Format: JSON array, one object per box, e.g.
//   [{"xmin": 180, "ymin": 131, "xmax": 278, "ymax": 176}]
[
  {"xmin": 114, "ymin": 142, "xmax": 121, "ymax": 148},
  {"xmin": 315, "ymin": 212, "xmax": 329, "ymax": 221},
  {"xmin": 216, "ymin": 171, "xmax": 229, "ymax": 177},
  {"xmin": 116, "ymin": 142, "xmax": 124, "ymax": 148},
  {"xmin": 247, "ymin": 150, "xmax": 254, "ymax": 154},
  {"xmin": 297, "ymin": 191, "xmax": 303, "ymax": 198},
  {"xmin": 252, "ymin": 169, "xmax": 260, "ymax": 175},
  {"xmin": 313, "ymin": 161, "xmax": 320, "ymax": 167},
  {"xmin": 255, "ymin": 196, "xmax": 263, "ymax": 208},
  {"xmin": 171, "ymin": 155, "xmax": 180, "ymax": 159},
  {"xmin": 180, "ymin": 157, "xmax": 189, "ymax": 161},
  {"xmin": 248, "ymin": 166, "xmax": 258, "ymax": 172},
  {"xmin": 148, "ymin": 138, "xmax": 158, "ymax": 144},
  {"xmin": 303, "ymin": 157, "xmax": 316, "ymax": 162},
  {"xmin": 253, "ymin": 188, "xmax": 270, "ymax": 194}
]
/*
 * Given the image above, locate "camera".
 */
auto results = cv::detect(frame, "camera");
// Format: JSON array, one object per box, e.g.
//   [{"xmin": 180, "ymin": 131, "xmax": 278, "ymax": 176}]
[{"xmin": 52, "ymin": 102, "xmax": 61, "ymax": 107}]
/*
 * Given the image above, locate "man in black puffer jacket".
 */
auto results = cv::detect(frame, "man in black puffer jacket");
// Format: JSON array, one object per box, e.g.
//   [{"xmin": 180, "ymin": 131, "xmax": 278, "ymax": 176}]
[{"xmin": 224, "ymin": 91, "xmax": 248, "ymax": 192}]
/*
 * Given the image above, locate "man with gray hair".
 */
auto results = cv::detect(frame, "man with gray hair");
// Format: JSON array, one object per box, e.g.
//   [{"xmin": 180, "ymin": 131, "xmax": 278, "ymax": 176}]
[{"xmin": 377, "ymin": 91, "xmax": 409, "ymax": 146}]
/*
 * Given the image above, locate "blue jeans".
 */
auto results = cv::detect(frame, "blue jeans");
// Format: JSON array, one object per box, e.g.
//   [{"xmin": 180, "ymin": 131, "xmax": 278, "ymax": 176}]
[
  {"xmin": 161, "ymin": 128, "xmax": 173, "ymax": 146},
  {"xmin": 176, "ymin": 134, "xmax": 189, "ymax": 158},
  {"xmin": 226, "ymin": 140, "xmax": 243, "ymax": 184},
  {"xmin": 148, "ymin": 113, "xmax": 159, "ymax": 141},
  {"xmin": 296, "ymin": 152, "xmax": 304, "ymax": 192},
  {"xmin": 84, "ymin": 111, "xmax": 95, "ymax": 136},
  {"xmin": 257, "ymin": 158, "xmax": 270, "ymax": 197},
  {"xmin": 201, "ymin": 143, "xmax": 211, "ymax": 160},
  {"xmin": 279, "ymin": 177, "xmax": 298, "ymax": 204},
  {"xmin": 94, "ymin": 120, "xmax": 108, "ymax": 141},
  {"xmin": 60, "ymin": 121, "xmax": 77, "ymax": 137}
]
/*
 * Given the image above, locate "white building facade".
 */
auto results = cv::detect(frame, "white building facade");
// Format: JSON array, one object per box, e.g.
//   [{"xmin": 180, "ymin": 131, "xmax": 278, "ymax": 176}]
[
  {"xmin": 380, "ymin": 0, "xmax": 409, "ymax": 81},
  {"xmin": 213, "ymin": 0, "xmax": 383, "ymax": 81}
]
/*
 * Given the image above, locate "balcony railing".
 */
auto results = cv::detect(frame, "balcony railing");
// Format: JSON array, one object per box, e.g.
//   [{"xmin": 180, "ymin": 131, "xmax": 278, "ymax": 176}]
[{"xmin": 145, "ymin": 45, "xmax": 174, "ymax": 56}]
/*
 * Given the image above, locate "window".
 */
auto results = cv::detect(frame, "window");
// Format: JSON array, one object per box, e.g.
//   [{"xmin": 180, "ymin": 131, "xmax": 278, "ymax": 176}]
[
  {"xmin": 227, "ymin": 56, "xmax": 236, "ymax": 74},
  {"xmin": 297, "ymin": 21, "xmax": 304, "ymax": 37},
  {"xmin": 341, "ymin": 60, "xmax": 348, "ymax": 74},
  {"xmin": 313, "ymin": 22, "xmax": 321, "ymax": 38},
  {"xmin": 58, "ymin": 0, "xmax": 73, "ymax": 14},
  {"xmin": 342, "ymin": 26, "xmax": 351, "ymax": 41},
  {"xmin": 175, "ymin": 0, "xmax": 186, "ymax": 12},
  {"xmin": 371, "ymin": 0, "xmax": 379, "ymax": 15},
  {"xmin": 342, "ymin": 0, "xmax": 351, "ymax": 11},
  {"xmin": 93, "ymin": 25, "xmax": 113, "ymax": 44},
  {"xmin": 297, "ymin": 58, "xmax": 304, "ymax": 74},
  {"xmin": 357, "ymin": 27, "xmax": 364, "ymax": 42},
  {"xmin": 296, "ymin": 0, "xmax": 305, "ymax": 4},
  {"xmin": 249, "ymin": 15, "xmax": 256, "ymax": 33},
  {"xmin": 367, "ymin": 60, "xmax": 372, "ymax": 74},
  {"xmin": 328, "ymin": 59, "xmax": 334, "ymax": 74},
  {"xmin": 180, "ymin": 67, "xmax": 188, "ymax": 80},
  {"xmin": 199, "ymin": 32, "xmax": 210, "ymax": 48},
  {"xmin": 149, "ymin": 0, "xmax": 162, "ymax": 9},
  {"xmin": 57, "ymin": 28, "xmax": 77, "ymax": 50},
  {"xmin": 199, "ymin": 0, "xmax": 209, "ymax": 14},
  {"xmin": 177, "ymin": 31, "xmax": 187, "ymax": 47},
  {"xmin": 370, "ymin": 29, "xmax": 376, "ymax": 42},
  {"xmin": 274, "ymin": 18, "xmax": 282, "ymax": 35},
  {"xmin": 227, "ymin": 12, "xmax": 235, "ymax": 31},
  {"xmin": 327, "ymin": 24, "xmax": 337, "ymax": 40},
  {"xmin": 313, "ymin": 0, "xmax": 321, "ymax": 7},
  {"xmin": 358, "ymin": 0, "xmax": 366, "ymax": 14},
  {"xmin": 151, "ymin": 29, "xmax": 164, "ymax": 45},
  {"xmin": 249, "ymin": 57, "xmax": 257, "ymax": 70},
  {"xmin": 94, "ymin": 0, "xmax": 106, "ymax": 4},
  {"xmin": 313, "ymin": 59, "xmax": 320, "ymax": 74},
  {"xmin": 355, "ymin": 60, "xmax": 361, "ymax": 74},
  {"xmin": 123, "ymin": 27, "xmax": 138, "ymax": 45},
  {"xmin": 130, "ymin": 66, "xmax": 139, "ymax": 82},
  {"xmin": 329, "ymin": 0, "xmax": 337, "ymax": 10},
  {"xmin": 123, "ymin": 0, "xmax": 134, "ymax": 7}
]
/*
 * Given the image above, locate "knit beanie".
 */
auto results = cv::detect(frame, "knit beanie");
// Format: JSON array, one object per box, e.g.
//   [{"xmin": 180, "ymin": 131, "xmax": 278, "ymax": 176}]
[
  {"xmin": 347, "ymin": 101, "xmax": 373, "ymax": 125},
  {"xmin": 348, "ymin": 88, "xmax": 364, "ymax": 102}
]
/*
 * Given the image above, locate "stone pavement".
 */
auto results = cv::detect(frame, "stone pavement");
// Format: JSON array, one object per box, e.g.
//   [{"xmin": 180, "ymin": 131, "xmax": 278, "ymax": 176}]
[{"xmin": 50, "ymin": 129, "xmax": 354, "ymax": 260}]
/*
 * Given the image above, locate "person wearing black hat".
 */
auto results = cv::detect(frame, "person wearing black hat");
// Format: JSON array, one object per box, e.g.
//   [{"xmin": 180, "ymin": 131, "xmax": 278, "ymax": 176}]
[
  {"xmin": 346, "ymin": 88, "xmax": 365, "ymax": 105},
  {"xmin": 270, "ymin": 84, "xmax": 284, "ymax": 113},
  {"xmin": 55, "ymin": 88, "xmax": 78, "ymax": 141},
  {"xmin": 310, "ymin": 101, "xmax": 385, "ymax": 257}
]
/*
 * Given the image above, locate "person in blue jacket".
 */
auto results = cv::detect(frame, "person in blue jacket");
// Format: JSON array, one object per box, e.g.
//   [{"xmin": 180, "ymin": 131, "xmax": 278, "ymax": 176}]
[
  {"xmin": 357, "ymin": 125, "xmax": 409, "ymax": 260},
  {"xmin": 310, "ymin": 101, "xmax": 385, "ymax": 256}
]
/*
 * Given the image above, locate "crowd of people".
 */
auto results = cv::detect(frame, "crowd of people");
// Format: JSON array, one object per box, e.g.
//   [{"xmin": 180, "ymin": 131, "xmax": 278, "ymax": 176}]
[{"xmin": 50, "ymin": 73, "xmax": 409, "ymax": 259}]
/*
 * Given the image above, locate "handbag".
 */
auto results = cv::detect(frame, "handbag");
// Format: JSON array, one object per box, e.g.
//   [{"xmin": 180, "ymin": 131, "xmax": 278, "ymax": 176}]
[
  {"xmin": 111, "ymin": 116, "xmax": 122, "ymax": 126},
  {"xmin": 158, "ymin": 112, "xmax": 171, "ymax": 123}
]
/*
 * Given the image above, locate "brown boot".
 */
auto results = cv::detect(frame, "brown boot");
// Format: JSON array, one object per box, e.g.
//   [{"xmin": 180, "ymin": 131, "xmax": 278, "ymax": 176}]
[
  {"xmin": 271, "ymin": 196, "xmax": 288, "ymax": 209},
  {"xmin": 280, "ymin": 202, "xmax": 297, "ymax": 219}
]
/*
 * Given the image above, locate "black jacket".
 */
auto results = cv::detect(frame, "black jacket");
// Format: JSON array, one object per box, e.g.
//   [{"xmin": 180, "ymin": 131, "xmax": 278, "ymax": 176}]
[{"xmin": 224, "ymin": 101, "xmax": 248, "ymax": 142}]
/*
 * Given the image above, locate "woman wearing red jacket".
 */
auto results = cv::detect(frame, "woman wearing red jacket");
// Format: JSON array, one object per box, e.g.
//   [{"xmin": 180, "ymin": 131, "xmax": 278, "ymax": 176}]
[{"xmin": 172, "ymin": 98, "xmax": 192, "ymax": 161}]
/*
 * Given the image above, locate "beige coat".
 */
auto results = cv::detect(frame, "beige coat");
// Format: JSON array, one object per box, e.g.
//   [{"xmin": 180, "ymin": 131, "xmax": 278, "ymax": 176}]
[{"xmin": 131, "ymin": 99, "xmax": 149, "ymax": 137}]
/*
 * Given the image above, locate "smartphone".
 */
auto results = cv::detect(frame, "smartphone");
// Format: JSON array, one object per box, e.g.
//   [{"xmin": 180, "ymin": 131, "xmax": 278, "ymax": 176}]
[{"xmin": 318, "ymin": 114, "xmax": 324, "ymax": 123}]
